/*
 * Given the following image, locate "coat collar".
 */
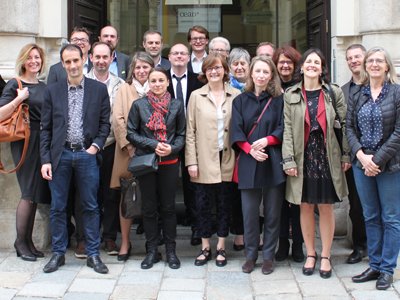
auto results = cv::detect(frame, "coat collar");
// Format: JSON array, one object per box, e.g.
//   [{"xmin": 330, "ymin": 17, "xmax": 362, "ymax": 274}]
[{"xmin": 197, "ymin": 82, "xmax": 240, "ymax": 97}]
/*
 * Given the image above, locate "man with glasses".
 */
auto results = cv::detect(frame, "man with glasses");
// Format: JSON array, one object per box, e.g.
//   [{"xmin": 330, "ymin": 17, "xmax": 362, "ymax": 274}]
[
  {"xmin": 167, "ymin": 43, "xmax": 204, "ymax": 246},
  {"xmin": 187, "ymin": 25, "xmax": 209, "ymax": 74},
  {"xmin": 342, "ymin": 43, "xmax": 367, "ymax": 264},
  {"xmin": 142, "ymin": 30, "xmax": 171, "ymax": 70},
  {"xmin": 47, "ymin": 27, "xmax": 93, "ymax": 84},
  {"xmin": 209, "ymin": 37, "xmax": 231, "ymax": 60}
]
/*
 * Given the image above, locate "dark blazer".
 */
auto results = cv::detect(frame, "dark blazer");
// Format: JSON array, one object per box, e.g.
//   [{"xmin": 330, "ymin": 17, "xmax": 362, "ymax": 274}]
[
  {"xmin": 158, "ymin": 57, "xmax": 171, "ymax": 70},
  {"xmin": 47, "ymin": 60, "xmax": 93, "ymax": 84},
  {"xmin": 167, "ymin": 70, "xmax": 204, "ymax": 109},
  {"xmin": 115, "ymin": 51, "xmax": 131, "ymax": 80},
  {"xmin": 40, "ymin": 77, "xmax": 111, "ymax": 171},
  {"xmin": 230, "ymin": 91, "xmax": 286, "ymax": 189}
]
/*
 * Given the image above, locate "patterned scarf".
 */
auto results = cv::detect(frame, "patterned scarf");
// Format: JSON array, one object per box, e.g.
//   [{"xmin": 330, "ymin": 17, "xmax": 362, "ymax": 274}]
[
  {"xmin": 146, "ymin": 90, "xmax": 171, "ymax": 142},
  {"xmin": 229, "ymin": 73, "xmax": 246, "ymax": 92}
]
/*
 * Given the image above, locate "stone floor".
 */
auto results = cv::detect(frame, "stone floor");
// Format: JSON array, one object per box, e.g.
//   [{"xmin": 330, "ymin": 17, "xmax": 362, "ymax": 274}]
[{"xmin": 0, "ymin": 226, "xmax": 399, "ymax": 300}]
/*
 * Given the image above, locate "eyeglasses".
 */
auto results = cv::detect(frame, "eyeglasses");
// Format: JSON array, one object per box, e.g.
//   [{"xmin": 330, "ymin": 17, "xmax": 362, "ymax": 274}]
[
  {"xmin": 170, "ymin": 51, "xmax": 189, "ymax": 56},
  {"xmin": 210, "ymin": 49, "xmax": 229, "ymax": 54},
  {"xmin": 366, "ymin": 58, "xmax": 386, "ymax": 65},
  {"xmin": 278, "ymin": 60, "xmax": 293, "ymax": 65},
  {"xmin": 206, "ymin": 65, "xmax": 223, "ymax": 73},
  {"xmin": 191, "ymin": 37, "xmax": 206, "ymax": 42},
  {"xmin": 70, "ymin": 38, "xmax": 89, "ymax": 44}
]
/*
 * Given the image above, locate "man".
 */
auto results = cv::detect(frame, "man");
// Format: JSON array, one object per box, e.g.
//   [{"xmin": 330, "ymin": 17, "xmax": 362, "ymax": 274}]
[
  {"xmin": 167, "ymin": 44, "xmax": 204, "ymax": 246},
  {"xmin": 187, "ymin": 25, "xmax": 209, "ymax": 74},
  {"xmin": 40, "ymin": 44, "xmax": 110, "ymax": 274},
  {"xmin": 47, "ymin": 27, "xmax": 93, "ymax": 84},
  {"xmin": 98, "ymin": 25, "xmax": 131, "ymax": 80},
  {"xmin": 342, "ymin": 43, "xmax": 367, "ymax": 264},
  {"xmin": 256, "ymin": 42, "xmax": 276, "ymax": 57},
  {"xmin": 142, "ymin": 30, "xmax": 171, "ymax": 70},
  {"xmin": 208, "ymin": 37, "xmax": 230, "ymax": 60},
  {"xmin": 87, "ymin": 42, "xmax": 124, "ymax": 256}
]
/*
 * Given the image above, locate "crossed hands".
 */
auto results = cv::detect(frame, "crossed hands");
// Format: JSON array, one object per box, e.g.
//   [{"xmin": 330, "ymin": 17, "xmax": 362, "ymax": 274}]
[
  {"xmin": 250, "ymin": 137, "xmax": 269, "ymax": 162},
  {"xmin": 357, "ymin": 151, "xmax": 380, "ymax": 177}
]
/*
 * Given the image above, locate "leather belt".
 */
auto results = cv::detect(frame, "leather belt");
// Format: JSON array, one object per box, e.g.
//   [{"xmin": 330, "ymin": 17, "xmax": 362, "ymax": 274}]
[{"xmin": 65, "ymin": 141, "xmax": 85, "ymax": 151}]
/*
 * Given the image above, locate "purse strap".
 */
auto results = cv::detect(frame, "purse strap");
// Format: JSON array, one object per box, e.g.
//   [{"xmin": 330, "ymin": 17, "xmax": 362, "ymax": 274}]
[
  {"xmin": 0, "ymin": 78, "xmax": 30, "ymax": 174},
  {"xmin": 247, "ymin": 97, "xmax": 272, "ymax": 138}
]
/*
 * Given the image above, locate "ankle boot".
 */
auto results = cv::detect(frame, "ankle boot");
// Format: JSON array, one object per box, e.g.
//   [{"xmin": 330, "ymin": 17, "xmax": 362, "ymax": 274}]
[
  {"xmin": 275, "ymin": 239, "xmax": 290, "ymax": 261},
  {"xmin": 165, "ymin": 242, "xmax": 180, "ymax": 269},
  {"xmin": 141, "ymin": 248, "xmax": 161, "ymax": 269}
]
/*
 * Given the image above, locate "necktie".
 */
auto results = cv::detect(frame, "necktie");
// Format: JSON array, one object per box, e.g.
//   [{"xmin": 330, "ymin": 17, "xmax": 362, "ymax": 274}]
[{"xmin": 173, "ymin": 74, "xmax": 185, "ymax": 103}]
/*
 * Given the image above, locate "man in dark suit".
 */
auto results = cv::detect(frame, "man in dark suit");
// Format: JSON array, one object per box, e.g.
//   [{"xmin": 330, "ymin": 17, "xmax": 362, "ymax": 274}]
[
  {"xmin": 342, "ymin": 43, "xmax": 367, "ymax": 264},
  {"xmin": 167, "ymin": 43, "xmax": 204, "ymax": 245},
  {"xmin": 40, "ymin": 44, "xmax": 110, "ymax": 274},
  {"xmin": 143, "ymin": 30, "xmax": 171, "ymax": 70},
  {"xmin": 47, "ymin": 27, "xmax": 93, "ymax": 84},
  {"xmin": 98, "ymin": 25, "xmax": 131, "ymax": 80}
]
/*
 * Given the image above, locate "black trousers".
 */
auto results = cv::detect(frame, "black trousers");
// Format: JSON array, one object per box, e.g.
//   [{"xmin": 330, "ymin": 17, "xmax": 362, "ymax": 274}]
[
  {"xmin": 347, "ymin": 168, "xmax": 367, "ymax": 249},
  {"xmin": 230, "ymin": 185, "xmax": 244, "ymax": 235},
  {"xmin": 98, "ymin": 142, "xmax": 121, "ymax": 241},
  {"xmin": 138, "ymin": 162, "xmax": 179, "ymax": 249},
  {"xmin": 180, "ymin": 150, "xmax": 197, "ymax": 229},
  {"xmin": 241, "ymin": 183, "xmax": 284, "ymax": 261},
  {"xmin": 278, "ymin": 200, "xmax": 303, "ymax": 244},
  {"xmin": 194, "ymin": 182, "xmax": 233, "ymax": 238}
]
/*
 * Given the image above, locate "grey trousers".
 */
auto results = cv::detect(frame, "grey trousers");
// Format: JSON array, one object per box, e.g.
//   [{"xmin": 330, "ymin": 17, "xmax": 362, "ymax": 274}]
[{"xmin": 241, "ymin": 183, "xmax": 284, "ymax": 261}]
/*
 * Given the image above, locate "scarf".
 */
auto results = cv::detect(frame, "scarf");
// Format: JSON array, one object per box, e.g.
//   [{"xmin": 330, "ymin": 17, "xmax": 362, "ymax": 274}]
[
  {"xmin": 229, "ymin": 73, "xmax": 246, "ymax": 92},
  {"xmin": 146, "ymin": 90, "xmax": 171, "ymax": 142},
  {"xmin": 132, "ymin": 78, "xmax": 149, "ymax": 97}
]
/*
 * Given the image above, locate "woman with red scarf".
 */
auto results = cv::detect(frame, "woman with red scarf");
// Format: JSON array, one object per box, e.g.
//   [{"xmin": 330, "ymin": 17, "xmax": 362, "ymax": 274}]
[{"xmin": 127, "ymin": 67, "xmax": 186, "ymax": 270}]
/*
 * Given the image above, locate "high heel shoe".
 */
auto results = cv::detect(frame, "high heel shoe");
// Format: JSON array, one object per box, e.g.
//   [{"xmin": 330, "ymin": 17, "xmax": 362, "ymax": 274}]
[
  {"xmin": 117, "ymin": 243, "xmax": 132, "ymax": 261},
  {"xmin": 29, "ymin": 243, "xmax": 44, "ymax": 258},
  {"xmin": 14, "ymin": 242, "xmax": 36, "ymax": 262},
  {"xmin": 319, "ymin": 256, "xmax": 332, "ymax": 279},
  {"xmin": 302, "ymin": 252, "xmax": 317, "ymax": 276}
]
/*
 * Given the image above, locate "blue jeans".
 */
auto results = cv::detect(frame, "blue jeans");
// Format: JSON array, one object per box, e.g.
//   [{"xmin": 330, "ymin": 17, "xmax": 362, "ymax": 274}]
[
  {"xmin": 49, "ymin": 149, "xmax": 100, "ymax": 257},
  {"xmin": 352, "ymin": 164, "xmax": 400, "ymax": 275}
]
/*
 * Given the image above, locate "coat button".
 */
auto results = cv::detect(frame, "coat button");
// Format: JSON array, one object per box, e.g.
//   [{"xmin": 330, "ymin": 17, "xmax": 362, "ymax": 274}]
[
  {"xmin": 224, "ymin": 147, "xmax": 227, "ymax": 151},
  {"xmin": 224, "ymin": 128, "xmax": 228, "ymax": 132}
]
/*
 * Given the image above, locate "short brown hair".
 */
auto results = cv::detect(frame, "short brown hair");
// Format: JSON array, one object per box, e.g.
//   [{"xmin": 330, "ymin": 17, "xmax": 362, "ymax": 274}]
[
  {"xmin": 15, "ymin": 43, "xmax": 46, "ymax": 76},
  {"xmin": 198, "ymin": 53, "xmax": 230, "ymax": 83},
  {"xmin": 187, "ymin": 25, "xmax": 209, "ymax": 42},
  {"xmin": 91, "ymin": 42, "xmax": 112, "ymax": 56},
  {"xmin": 70, "ymin": 26, "xmax": 92, "ymax": 40}
]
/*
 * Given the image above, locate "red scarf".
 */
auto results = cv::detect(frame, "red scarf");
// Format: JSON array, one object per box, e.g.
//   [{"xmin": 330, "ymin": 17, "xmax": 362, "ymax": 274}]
[{"xmin": 146, "ymin": 90, "xmax": 171, "ymax": 142}]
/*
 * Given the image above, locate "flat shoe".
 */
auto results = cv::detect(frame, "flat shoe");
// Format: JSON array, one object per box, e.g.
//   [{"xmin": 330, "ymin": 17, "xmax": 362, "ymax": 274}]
[
  {"xmin": 215, "ymin": 249, "xmax": 227, "ymax": 267},
  {"xmin": 194, "ymin": 248, "xmax": 211, "ymax": 266},
  {"xmin": 319, "ymin": 256, "xmax": 332, "ymax": 279}
]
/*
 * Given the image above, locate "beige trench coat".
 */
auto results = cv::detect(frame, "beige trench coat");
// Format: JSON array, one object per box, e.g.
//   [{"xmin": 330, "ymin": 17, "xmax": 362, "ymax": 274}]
[
  {"xmin": 185, "ymin": 84, "xmax": 241, "ymax": 184},
  {"xmin": 282, "ymin": 81, "xmax": 349, "ymax": 204},
  {"xmin": 110, "ymin": 83, "xmax": 139, "ymax": 189}
]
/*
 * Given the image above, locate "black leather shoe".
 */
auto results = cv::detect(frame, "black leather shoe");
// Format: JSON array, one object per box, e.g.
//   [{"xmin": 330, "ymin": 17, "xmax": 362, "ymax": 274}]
[
  {"xmin": 233, "ymin": 243, "xmax": 245, "ymax": 251},
  {"xmin": 14, "ymin": 242, "xmax": 36, "ymax": 262},
  {"xmin": 190, "ymin": 230, "xmax": 201, "ymax": 246},
  {"xmin": 141, "ymin": 250, "xmax": 161, "ymax": 269},
  {"xmin": 376, "ymin": 273, "xmax": 393, "ymax": 290},
  {"xmin": 319, "ymin": 256, "xmax": 332, "ymax": 279},
  {"xmin": 302, "ymin": 252, "xmax": 317, "ymax": 276},
  {"xmin": 166, "ymin": 251, "xmax": 181, "ymax": 269},
  {"xmin": 352, "ymin": 267, "xmax": 380, "ymax": 283},
  {"xmin": 346, "ymin": 249, "xmax": 364, "ymax": 264},
  {"xmin": 275, "ymin": 239, "xmax": 290, "ymax": 261},
  {"xmin": 117, "ymin": 243, "xmax": 132, "ymax": 262},
  {"xmin": 43, "ymin": 254, "xmax": 65, "ymax": 273},
  {"xmin": 194, "ymin": 248, "xmax": 212, "ymax": 266},
  {"xmin": 215, "ymin": 249, "xmax": 227, "ymax": 267},
  {"xmin": 87, "ymin": 255, "xmax": 109, "ymax": 274},
  {"xmin": 292, "ymin": 242, "xmax": 305, "ymax": 262}
]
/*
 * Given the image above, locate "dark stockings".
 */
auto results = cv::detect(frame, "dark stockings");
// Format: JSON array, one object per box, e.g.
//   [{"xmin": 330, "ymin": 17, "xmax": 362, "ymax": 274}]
[{"xmin": 15, "ymin": 199, "xmax": 39, "ymax": 255}]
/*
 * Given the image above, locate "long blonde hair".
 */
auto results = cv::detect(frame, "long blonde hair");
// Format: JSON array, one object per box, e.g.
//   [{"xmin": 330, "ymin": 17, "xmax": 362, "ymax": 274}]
[{"xmin": 15, "ymin": 43, "xmax": 46, "ymax": 76}]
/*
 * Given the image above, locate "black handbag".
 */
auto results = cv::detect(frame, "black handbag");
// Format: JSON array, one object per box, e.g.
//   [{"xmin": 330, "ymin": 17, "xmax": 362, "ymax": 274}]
[
  {"xmin": 326, "ymin": 84, "xmax": 343, "ymax": 152},
  {"xmin": 127, "ymin": 153, "xmax": 158, "ymax": 176},
  {"xmin": 120, "ymin": 177, "xmax": 142, "ymax": 219}
]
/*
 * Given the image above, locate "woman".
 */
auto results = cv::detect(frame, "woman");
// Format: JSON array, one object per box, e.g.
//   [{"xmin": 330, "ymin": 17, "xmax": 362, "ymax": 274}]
[
  {"xmin": 228, "ymin": 48, "xmax": 251, "ymax": 251},
  {"xmin": 282, "ymin": 48, "xmax": 350, "ymax": 279},
  {"xmin": 347, "ymin": 47, "xmax": 400, "ymax": 290},
  {"xmin": 272, "ymin": 46, "xmax": 304, "ymax": 262},
  {"xmin": 231, "ymin": 56, "xmax": 285, "ymax": 274},
  {"xmin": 186, "ymin": 53, "xmax": 240, "ymax": 267},
  {"xmin": 127, "ymin": 67, "xmax": 185, "ymax": 270},
  {"xmin": 0, "ymin": 44, "xmax": 50, "ymax": 261},
  {"xmin": 111, "ymin": 51, "xmax": 154, "ymax": 261}
]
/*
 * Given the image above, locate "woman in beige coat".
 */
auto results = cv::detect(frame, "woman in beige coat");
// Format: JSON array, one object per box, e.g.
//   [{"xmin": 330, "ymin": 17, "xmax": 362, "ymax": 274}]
[
  {"xmin": 111, "ymin": 51, "xmax": 154, "ymax": 261},
  {"xmin": 282, "ymin": 48, "xmax": 350, "ymax": 279},
  {"xmin": 186, "ymin": 53, "xmax": 240, "ymax": 267}
]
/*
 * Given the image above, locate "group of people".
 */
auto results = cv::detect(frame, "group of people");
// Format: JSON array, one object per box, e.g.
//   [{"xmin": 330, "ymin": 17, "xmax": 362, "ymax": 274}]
[{"xmin": 0, "ymin": 23, "xmax": 399, "ymax": 291}]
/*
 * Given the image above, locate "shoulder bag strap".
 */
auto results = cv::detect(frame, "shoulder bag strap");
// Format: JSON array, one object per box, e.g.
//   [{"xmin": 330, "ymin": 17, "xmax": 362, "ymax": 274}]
[{"xmin": 247, "ymin": 97, "xmax": 273, "ymax": 138}]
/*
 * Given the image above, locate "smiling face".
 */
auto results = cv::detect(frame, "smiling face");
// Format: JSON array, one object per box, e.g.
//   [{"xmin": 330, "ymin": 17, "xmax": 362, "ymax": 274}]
[
  {"xmin": 365, "ymin": 51, "xmax": 388, "ymax": 81},
  {"xmin": 62, "ymin": 48, "xmax": 84, "ymax": 80},
  {"xmin": 346, "ymin": 48, "xmax": 365, "ymax": 76},
  {"xmin": 277, "ymin": 54, "xmax": 294, "ymax": 82},
  {"xmin": 70, "ymin": 31, "xmax": 91, "ymax": 57},
  {"xmin": 301, "ymin": 52, "xmax": 322, "ymax": 80},
  {"xmin": 230, "ymin": 58, "xmax": 249, "ymax": 82},
  {"xmin": 251, "ymin": 60, "xmax": 272, "ymax": 91},
  {"xmin": 205, "ymin": 58, "xmax": 225, "ymax": 84},
  {"xmin": 189, "ymin": 30, "xmax": 208, "ymax": 53},
  {"xmin": 168, "ymin": 44, "xmax": 190, "ymax": 69},
  {"xmin": 90, "ymin": 44, "xmax": 112, "ymax": 75},
  {"xmin": 23, "ymin": 48, "xmax": 42, "ymax": 76},
  {"xmin": 143, "ymin": 33, "xmax": 163, "ymax": 58},
  {"xmin": 133, "ymin": 60, "xmax": 152, "ymax": 85},
  {"xmin": 148, "ymin": 70, "xmax": 169, "ymax": 96}
]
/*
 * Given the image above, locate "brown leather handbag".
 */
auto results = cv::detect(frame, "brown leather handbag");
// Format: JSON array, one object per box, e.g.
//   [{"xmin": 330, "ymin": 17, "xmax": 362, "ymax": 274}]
[{"xmin": 0, "ymin": 78, "xmax": 30, "ymax": 174}]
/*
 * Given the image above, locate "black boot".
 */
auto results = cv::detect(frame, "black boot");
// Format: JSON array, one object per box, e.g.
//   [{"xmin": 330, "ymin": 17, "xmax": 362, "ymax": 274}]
[
  {"xmin": 141, "ymin": 248, "xmax": 161, "ymax": 269},
  {"xmin": 165, "ymin": 242, "xmax": 181, "ymax": 269},
  {"xmin": 275, "ymin": 239, "xmax": 290, "ymax": 261}
]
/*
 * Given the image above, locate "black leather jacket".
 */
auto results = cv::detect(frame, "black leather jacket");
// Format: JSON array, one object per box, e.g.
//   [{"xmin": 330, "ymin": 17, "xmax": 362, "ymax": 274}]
[
  {"xmin": 127, "ymin": 96, "xmax": 186, "ymax": 161},
  {"xmin": 346, "ymin": 83, "xmax": 400, "ymax": 173}
]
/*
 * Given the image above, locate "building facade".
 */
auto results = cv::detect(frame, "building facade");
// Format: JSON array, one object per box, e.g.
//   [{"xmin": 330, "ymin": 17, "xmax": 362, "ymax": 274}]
[{"xmin": 1, "ymin": 0, "xmax": 400, "ymax": 248}]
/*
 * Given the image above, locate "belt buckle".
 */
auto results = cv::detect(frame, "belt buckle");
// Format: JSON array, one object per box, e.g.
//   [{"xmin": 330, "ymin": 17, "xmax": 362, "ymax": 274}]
[{"xmin": 70, "ymin": 142, "xmax": 83, "ymax": 152}]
